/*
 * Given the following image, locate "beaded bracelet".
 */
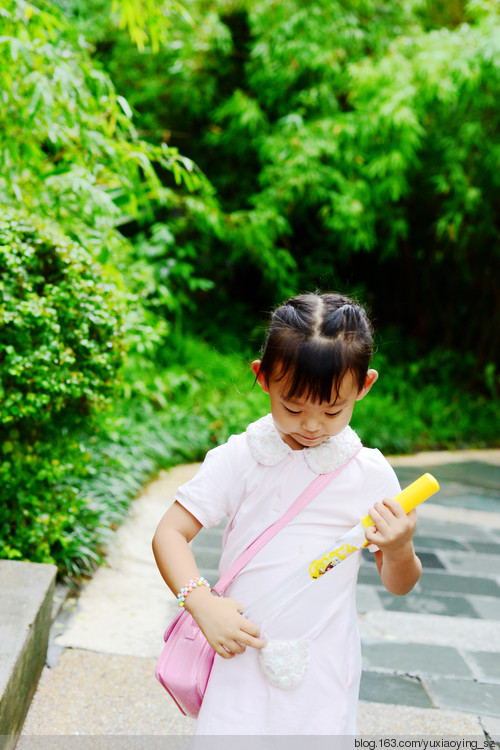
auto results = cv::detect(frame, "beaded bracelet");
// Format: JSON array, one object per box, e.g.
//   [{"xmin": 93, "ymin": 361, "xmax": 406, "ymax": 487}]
[{"xmin": 177, "ymin": 576, "xmax": 211, "ymax": 608}]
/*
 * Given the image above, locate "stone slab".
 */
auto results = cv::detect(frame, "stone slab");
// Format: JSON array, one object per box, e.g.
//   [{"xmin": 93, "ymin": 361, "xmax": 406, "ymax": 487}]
[
  {"xmin": 416, "ymin": 515, "xmax": 499, "ymax": 541},
  {"xmin": 357, "ymin": 566, "xmax": 382, "ymax": 586},
  {"xmin": 438, "ymin": 551, "xmax": 500, "ymax": 578},
  {"xmin": 356, "ymin": 585, "xmax": 383, "ymax": 613},
  {"xmin": 357, "ymin": 701, "xmax": 484, "ymax": 735},
  {"xmin": 393, "ymin": 460, "xmax": 500, "ymax": 490},
  {"xmin": 464, "ymin": 650, "xmax": 500, "ymax": 683},
  {"xmin": 359, "ymin": 672, "xmax": 434, "ymax": 708},
  {"xmin": 480, "ymin": 714, "xmax": 500, "ymax": 741},
  {"xmin": 416, "ymin": 551, "xmax": 445, "ymax": 569},
  {"xmin": 195, "ymin": 525, "xmax": 225, "ymax": 542},
  {"xmin": 428, "ymin": 488, "xmax": 500, "ymax": 513},
  {"xmin": 0, "ymin": 560, "xmax": 57, "ymax": 747},
  {"xmin": 188, "ymin": 546, "xmax": 221, "ymax": 570},
  {"xmin": 378, "ymin": 590, "xmax": 481, "ymax": 619},
  {"xmin": 491, "ymin": 528, "xmax": 500, "ymax": 544},
  {"xmin": 425, "ymin": 675, "xmax": 500, "ymax": 718},
  {"xmin": 362, "ymin": 642, "xmax": 473, "ymax": 678},
  {"xmin": 469, "ymin": 540, "xmax": 500, "ymax": 556},
  {"xmin": 419, "ymin": 570, "xmax": 500, "ymax": 597},
  {"xmin": 413, "ymin": 535, "xmax": 468, "ymax": 551},
  {"xmin": 469, "ymin": 596, "xmax": 500, "ymax": 620},
  {"xmin": 362, "ymin": 549, "xmax": 446, "ymax": 569},
  {"xmin": 358, "ymin": 611, "xmax": 500, "ymax": 651}
]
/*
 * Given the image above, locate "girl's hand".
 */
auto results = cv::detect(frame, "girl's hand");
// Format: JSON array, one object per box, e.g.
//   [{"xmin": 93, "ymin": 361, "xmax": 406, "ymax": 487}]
[
  {"xmin": 364, "ymin": 496, "xmax": 422, "ymax": 595},
  {"xmin": 364, "ymin": 496, "xmax": 417, "ymax": 555},
  {"xmin": 185, "ymin": 586, "xmax": 266, "ymax": 659}
]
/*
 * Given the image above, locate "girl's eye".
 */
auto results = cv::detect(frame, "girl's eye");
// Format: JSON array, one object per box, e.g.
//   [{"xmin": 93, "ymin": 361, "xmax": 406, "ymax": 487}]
[
  {"xmin": 284, "ymin": 405, "xmax": 301, "ymax": 414},
  {"xmin": 325, "ymin": 411, "xmax": 342, "ymax": 418}
]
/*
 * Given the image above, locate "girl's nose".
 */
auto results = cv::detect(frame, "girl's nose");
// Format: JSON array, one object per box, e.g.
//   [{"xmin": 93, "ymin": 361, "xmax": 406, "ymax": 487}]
[{"xmin": 302, "ymin": 416, "xmax": 320, "ymax": 433}]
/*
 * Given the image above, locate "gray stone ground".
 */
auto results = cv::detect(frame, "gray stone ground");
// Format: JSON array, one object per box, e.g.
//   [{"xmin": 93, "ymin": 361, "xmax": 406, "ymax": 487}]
[{"xmin": 19, "ymin": 451, "xmax": 500, "ymax": 743}]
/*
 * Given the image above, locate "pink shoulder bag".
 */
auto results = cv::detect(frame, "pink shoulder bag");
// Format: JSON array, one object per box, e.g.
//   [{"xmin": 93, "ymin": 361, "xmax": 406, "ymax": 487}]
[{"xmin": 155, "ymin": 456, "xmax": 359, "ymax": 718}]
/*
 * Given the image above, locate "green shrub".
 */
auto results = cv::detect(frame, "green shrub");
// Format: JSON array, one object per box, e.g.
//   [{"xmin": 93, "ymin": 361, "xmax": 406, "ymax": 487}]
[
  {"xmin": 0, "ymin": 210, "xmax": 126, "ymax": 426},
  {"xmin": 0, "ymin": 209, "xmax": 126, "ymax": 578},
  {"xmin": 352, "ymin": 349, "xmax": 500, "ymax": 454}
]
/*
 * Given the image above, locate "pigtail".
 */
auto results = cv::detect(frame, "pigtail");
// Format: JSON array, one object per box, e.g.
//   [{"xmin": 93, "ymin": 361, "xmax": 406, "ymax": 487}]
[
  {"xmin": 322, "ymin": 301, "xmax": 371, "ymax": 339},
  {"xmin": 259, "ymin": 292, "xmax": 374, "ymax": 400}
]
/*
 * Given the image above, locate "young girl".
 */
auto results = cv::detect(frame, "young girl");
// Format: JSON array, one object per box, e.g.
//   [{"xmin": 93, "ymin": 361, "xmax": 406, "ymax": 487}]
[{"xmin": 152, "ymin": 292, "xmax": 421, "ymax": 736}]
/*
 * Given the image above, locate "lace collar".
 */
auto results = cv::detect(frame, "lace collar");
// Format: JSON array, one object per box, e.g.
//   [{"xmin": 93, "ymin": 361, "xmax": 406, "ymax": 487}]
[{"xmin": 246, "ymin": 414, "xmax": 362, "ymax": 474}]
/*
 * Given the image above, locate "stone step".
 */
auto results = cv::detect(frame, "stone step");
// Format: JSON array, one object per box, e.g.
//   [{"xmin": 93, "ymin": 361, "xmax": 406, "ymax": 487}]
[{"xmin": 0, "ymin": 560, "xmax": 57, "ymax": 749}]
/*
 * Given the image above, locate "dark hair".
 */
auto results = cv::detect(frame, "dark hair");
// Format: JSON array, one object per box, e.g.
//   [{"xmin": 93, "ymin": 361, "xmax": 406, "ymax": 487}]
[{"xmin": 258, "ymin": 292, "xmax": 374, "ymax": 403}]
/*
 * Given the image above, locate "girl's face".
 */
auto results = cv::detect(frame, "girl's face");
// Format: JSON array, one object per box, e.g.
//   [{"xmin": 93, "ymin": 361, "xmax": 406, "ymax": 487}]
[{"xmin": 252, "ymin": 361, "xmax": 378, "ymax": 451}]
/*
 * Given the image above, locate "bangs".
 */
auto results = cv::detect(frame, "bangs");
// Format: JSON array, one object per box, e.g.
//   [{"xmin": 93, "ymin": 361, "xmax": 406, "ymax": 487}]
[{"xmin": 271, "ymin": 339, "xmax": 351, "ymax": 404}]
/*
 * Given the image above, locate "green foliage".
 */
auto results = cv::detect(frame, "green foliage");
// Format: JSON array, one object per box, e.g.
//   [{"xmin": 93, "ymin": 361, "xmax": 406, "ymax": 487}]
[
  {"xmin": 122, "ymin": 333, "xmax": 269, "ymax": 438},
  {"xmin": 0, "ymin": 436, "xmax": 108, "ymax": 577},
  {"xmin": 0, "ymin": 0, "xmax": 221, "ymax": 579},
  {"xmin": 0, "ymin": 210, "xmax": 125, "ymax": 424},
  {"xmin": 128, "ymin": 208, "xmax": 220, "ymax": 330},
  {"xmin": 0, "ymin": 0, "xmax": 208, "ymax": 260},
  {"xmin": 110, "ymin": 0, "xmax": 191, "ymax": 52},
  {"xmin": 355, "ymin": 348, "xmax": 500, "ymax": 454},
  {"xmin": 91, "ymin": 0, "xmax": 500, "ymax": 362},
  {"xmin": 0, "ymin": 209, "xmax": 128, "ymax": 578}
]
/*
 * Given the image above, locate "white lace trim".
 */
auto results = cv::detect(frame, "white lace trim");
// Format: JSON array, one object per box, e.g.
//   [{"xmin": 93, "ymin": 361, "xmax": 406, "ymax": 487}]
[{"xmin": 246, "ymin": 414, "xmax": 362, "ymax": 474}]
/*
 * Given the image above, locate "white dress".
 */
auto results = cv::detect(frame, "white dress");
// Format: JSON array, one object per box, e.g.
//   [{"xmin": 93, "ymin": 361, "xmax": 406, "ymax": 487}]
[{"xmin": 175, "ymin": 415, "xmax": 401, "ymax": 735}]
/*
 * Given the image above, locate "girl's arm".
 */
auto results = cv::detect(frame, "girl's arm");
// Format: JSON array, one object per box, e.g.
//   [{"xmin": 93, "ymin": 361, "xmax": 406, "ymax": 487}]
[
  {"xmin": 364, "ymin": 497, "xmax": 422, "ymax": 595},
  {"xmin": 152, "ymin": 501, "xmax": 266, "ymax": 658}
]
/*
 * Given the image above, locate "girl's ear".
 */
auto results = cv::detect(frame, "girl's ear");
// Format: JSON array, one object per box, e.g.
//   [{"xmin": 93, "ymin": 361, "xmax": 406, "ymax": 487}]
[
  {"xmin": 356, "ymin": 369, "xmax": 378, "ymax": 401},
  {"xmin": 251, "ymin": 359, "xmax": 270, "ymax": 394}
]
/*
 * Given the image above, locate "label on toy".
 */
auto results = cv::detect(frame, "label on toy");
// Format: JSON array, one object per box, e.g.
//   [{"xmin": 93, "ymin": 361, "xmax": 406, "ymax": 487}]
[{"xmin": 309, "ymin": 543, "xmax": 358, "ymax": 579}]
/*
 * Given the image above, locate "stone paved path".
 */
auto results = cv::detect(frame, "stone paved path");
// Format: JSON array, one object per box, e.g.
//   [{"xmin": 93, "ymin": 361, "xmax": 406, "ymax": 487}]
[{"xmin": 19, "ymin": 452, "xmax": 500, "ymax": 742}]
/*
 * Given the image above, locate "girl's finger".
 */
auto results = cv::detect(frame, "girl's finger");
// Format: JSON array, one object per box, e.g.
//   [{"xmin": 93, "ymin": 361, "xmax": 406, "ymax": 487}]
[
  {"xmin": 407, "ymin": 508, "xmax": 417, "ymax": 525},
  {"xmin": 226, "ymin": 639, "xmax": 246, "ymax": 655},
  {"xmin": 368, "ymin": 503, "xmax": 390, "ymax": 529},
  {"xmin": 239, "ymin": 616, "xmax": 262, "ymax": 638},
  {"xmin": 381, "ymin": 496, "xmax": 406, "ymax": 518},
  {"xmin": 217, "ymin": 644, "xmax": 234, "ymax": 659},
  {"xmin": 364, "ymin": 525, "xmax": 379, "ymax": 544},
  {"xmin": 240, "ymin": 632, "xmax": 267, "ymax": 650}
]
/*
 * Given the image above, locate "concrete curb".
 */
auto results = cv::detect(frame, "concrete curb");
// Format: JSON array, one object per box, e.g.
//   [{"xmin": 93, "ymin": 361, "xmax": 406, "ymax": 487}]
[{"xmin": 0, "ymin": 561, "xmax": 57, "ymax": 748}]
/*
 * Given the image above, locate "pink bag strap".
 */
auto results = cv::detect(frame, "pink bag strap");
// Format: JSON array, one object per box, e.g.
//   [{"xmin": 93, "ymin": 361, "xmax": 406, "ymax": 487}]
[{"xmin": 212, "ymin": 446, "xmax": 361, "ymax": 596}]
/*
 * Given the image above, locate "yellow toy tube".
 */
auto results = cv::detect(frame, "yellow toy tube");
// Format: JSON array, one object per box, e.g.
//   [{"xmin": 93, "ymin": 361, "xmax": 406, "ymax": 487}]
[{"xmin": 361, "ymin": 472, "xmax": 440, "ymax": 529}]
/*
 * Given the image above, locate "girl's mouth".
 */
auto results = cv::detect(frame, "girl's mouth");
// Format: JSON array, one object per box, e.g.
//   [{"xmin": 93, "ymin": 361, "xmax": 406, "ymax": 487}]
[{"xmin": 298, "ymin": 434, "xmax": 324, "ymax": 443}]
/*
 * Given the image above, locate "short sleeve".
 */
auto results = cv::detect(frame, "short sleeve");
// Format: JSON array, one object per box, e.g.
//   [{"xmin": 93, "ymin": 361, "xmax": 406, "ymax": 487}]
[
  {"xmin": 175, "ymin": 435, "xmax": 242, "ymax": 528},
  {"xmin": 366, "ymin": 449, "xmax": 401, "ymax": 503},
  {"xmin": 362, "ymin": 449, "xmax": 402, "ymax": 553}
]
